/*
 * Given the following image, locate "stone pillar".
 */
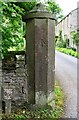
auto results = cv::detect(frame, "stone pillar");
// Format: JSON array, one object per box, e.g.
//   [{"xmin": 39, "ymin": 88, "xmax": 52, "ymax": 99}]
[
  {"xmin": 23, "ymin": 3, "xmax": 55, "ymax": 105},
  {"xmin": 0, "ymin": 87, "xmax": 2, "ymax": 120},
  {"xmin": 0, "ymin": 55, "xmax": 2, "ymax": 119}
]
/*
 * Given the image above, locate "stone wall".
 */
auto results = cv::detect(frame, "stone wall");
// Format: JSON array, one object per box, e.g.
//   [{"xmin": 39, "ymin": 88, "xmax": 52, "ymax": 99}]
[{"xmin": 2, "ymin": 52, "xmax": 27, "ymax": 113}]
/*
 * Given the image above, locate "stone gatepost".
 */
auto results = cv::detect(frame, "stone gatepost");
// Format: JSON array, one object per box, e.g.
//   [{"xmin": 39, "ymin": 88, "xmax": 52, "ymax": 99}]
[
  {"xmin": 0, "ymin": 61, "xmax": 2, "ymax": 119},
  {"xmin": 23, "ymin": 3, "xmax": 55, "ymax": 106}
]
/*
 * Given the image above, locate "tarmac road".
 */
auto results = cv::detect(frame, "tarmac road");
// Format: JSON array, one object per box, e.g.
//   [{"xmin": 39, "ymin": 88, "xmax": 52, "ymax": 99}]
[{"xmin": 55, "ymin": 50, "xmax": 78, "ymax": 118}]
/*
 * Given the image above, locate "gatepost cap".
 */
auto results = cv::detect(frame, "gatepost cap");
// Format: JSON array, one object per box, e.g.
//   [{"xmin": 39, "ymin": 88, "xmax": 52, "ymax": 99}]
[{"xmin": 23, "ymin": 3, "xmax": 56, "ymax": 21}]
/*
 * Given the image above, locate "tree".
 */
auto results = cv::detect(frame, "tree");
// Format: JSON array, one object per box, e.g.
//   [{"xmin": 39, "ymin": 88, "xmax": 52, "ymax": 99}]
[
  {"xmin": 71, "ymin": 31, "xmax": 79, "ymax": 51},
  {"xmin": 1, "ymin": 1, "xmax": 63, "ymax": 58},
  {"xmin": 56, "ymin": 30, "xmax": 66, "ymax": 48},
  {"xmin": 1, "ymin": 2, "xmax": 37, "ymax": 58},
  {"xmin": 71, "ymin": 31, "xmax": 79, "ymax": 44},
  {"xmin": 46, "ymin": 0, "xmax": 64, "ymax": 21},
  {"xmin": 56, "ymin": 30, "xmax": 63, "ymax": 47}
]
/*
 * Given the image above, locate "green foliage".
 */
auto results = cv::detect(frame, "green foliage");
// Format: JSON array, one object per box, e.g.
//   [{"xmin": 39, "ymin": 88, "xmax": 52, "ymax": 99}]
[
  {"xmin": 1, "ymin": 2, "xmax": 25, "ymax": 58},
  {"xmin": 1, "ymin": 2, "xmax": 38, "ymax": 58},
  {"xmin": 15, "ymin": 2, "xmax": 37, "ymax": 12},
  {"xmin": 56, "ymin": 30, "xmax": 66, "ymax": 48},
  {"xmin": 71, "ymin": 31, "xmax": 79, "ymax": 45},
  {"xmin": 65, "ymin": 38, "xmax": 69, "ymax": 47},
  {"xmin": 54, "ymin": 81, "xmax": 64, "ymax": 118},
  {"xmin": 56, "ymin": 47, "xmax": 79, "ymax": 58},
  {"xmin": 58, "ymin": 30, "xmax": 63, "ymax": 41},
  {"xmin": 46, "ymin": 0, "xmax": 64, "ymax": 21},
  {"xmin": 1, "ymin": 1, "xmax": 63, "ymax": 58}
]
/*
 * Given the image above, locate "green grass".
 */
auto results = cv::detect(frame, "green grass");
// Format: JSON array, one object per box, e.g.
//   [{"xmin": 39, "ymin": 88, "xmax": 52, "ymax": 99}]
[
  {"xmin": 54, "ymin": 81, "xmax": 65, "ymax": 118},
  {"xmin": 2, "ymin": 80, "xmax": 65, "ymax": 119},
  {"xmin": 56, "ymin": 47, "xmax": 79, "ymax": 58}
]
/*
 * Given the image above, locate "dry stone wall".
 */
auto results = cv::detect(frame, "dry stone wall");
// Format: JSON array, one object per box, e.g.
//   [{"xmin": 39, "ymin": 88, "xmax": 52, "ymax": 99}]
[{"xmin": 2, "ymin": 53, "xmax": 27, "ymax": 113}]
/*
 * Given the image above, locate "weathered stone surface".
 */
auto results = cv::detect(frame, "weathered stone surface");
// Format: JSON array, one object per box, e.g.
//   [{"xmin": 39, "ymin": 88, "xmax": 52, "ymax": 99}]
[
  {"xmin": 0, "ymin": 100, "xmax": 2, "ymax": 120},
  {"xmin": 0, "ymin": 77, "xmax": 2, "ymax": 86},
  {"xmin": 2, "ymin": 56, "xmax": 27, "ymax": 113},
  {"xmin": 35, "ymin": 19, "xmax": 55, "ymax": 104},
  {"xmin": 35, "ymin": 19, "xmax": 48, "ymax": 93},
  {"xmin": 36, "ymin": 91, "xmax": 47, "ymax": 105},
  {"xmin": 23, "ymin": 3, "xmax": 55, "ymax": 21},
  {"xmin": 24, "ymin": 3, "xmax": 55, "ymax": 105},
  {"xmin": 5, "ymin": 100, "xmax": 11, "ymax": 115},
  {"xmin": 0, "ymin": 87, "xmax": 2, "ymax": 118},
  {"xmin": 3, "ymin": 86, "xmax": 15, "ymax": 100},
  {"xmin": 47, "ymin": 19, "xmax": 55, "ymax": 95},
  {"xmin": 26, "ymin": 19, "xmax": 35, "ymax": 104}
]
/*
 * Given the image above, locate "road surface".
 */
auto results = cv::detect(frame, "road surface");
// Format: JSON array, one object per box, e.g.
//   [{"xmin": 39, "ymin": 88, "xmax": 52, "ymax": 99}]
[{"xmin": 55, "ymin": 50, "xmax": 78, "ymax": 118}]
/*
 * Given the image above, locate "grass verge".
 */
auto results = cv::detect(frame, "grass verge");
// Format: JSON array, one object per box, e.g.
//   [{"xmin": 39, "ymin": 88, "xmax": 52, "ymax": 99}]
[
  {"xmin": 56, "ymin": 47, "xmax": 79, "ymax": 58},
  {"xmin": 2, "ymin": 80, "xmax": 64, "ymax": 119}
]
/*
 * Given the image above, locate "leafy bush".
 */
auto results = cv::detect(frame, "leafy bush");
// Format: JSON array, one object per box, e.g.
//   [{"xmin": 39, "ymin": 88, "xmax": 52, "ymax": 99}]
[
  {"xmin": 56, "ymin": 41, "xmax": 63, "ymax": 48},
  {"xmin": 71, "ymin": 31, "xmax": 79, "ymax": 45},
  {"xmin": 70, "ymin": 47, "xmax": 76, "ymax": 51},
  {"xmin": 56, "ymin": 30, "xmax": 66, "ymax": 48},
  {"xmin": 56, "ymin": 47, "xmax": 79, "ymax": 58}
]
